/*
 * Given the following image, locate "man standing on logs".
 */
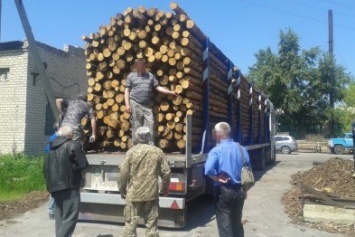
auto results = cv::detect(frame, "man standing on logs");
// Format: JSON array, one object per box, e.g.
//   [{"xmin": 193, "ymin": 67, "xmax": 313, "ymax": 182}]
[
  {"xmin": 205, "ymin": 122, "xmax": 251, "ymax": 237},
  {"xmin": 125, "ymin": 58, "xmax": 178, "ymax": 145},
  {"xmin": 56, "ymin": 93, "xmax": 97, "ymax": 143},
  {"xmin": 120, "ymin": 126, "xmax": 171, "ymax": 237}
]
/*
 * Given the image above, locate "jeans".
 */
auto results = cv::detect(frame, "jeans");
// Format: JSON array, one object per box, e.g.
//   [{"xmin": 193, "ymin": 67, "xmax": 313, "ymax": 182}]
[
  {"xmin": 215, "ymin": 185, "xmax": 245, "ymax": 237},
  {"xmin": 48, "ymin": 195, "xmax": 55, "ymax": 214}
]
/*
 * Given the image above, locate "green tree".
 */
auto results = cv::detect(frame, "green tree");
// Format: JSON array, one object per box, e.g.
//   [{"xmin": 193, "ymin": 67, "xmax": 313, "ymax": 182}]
[
  {"xmin": 249, "ymin": 28, "xmax": 352, "ymax": 137},
  {"xmin": 330, "ymin": 83, "xmax": 355, "ymax": 134}
]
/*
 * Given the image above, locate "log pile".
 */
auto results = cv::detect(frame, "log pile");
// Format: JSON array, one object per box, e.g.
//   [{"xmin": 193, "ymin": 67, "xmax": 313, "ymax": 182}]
[{"xmin": 81, "ymin": 2, "xmax": 264, "ymax": 152}]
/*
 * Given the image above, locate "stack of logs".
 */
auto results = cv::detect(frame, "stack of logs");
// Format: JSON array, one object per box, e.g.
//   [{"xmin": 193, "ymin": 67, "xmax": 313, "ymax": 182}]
[{"xmin": 82, "ymin": 2, "xmax": 255, "ymax": 152}]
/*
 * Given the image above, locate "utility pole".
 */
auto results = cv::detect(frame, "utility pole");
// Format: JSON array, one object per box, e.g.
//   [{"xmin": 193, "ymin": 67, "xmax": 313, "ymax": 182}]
[
  {"xmin": 14, "ymin": 0, "xmax": 59, "ymax": 119},
  {"xmin": 328, "ymin": 9, "xmax": 334, "ymax": 136},
  {"xmin": 328, "ymin": 9, "xmax": 334, "ymax": 108}
]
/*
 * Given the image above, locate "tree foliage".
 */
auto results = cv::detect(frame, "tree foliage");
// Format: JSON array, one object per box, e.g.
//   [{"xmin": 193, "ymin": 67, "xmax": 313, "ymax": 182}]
[
  {"xmin": 248, "ymin": 28, "xmax": 352, "ymax": 137},
  {"xmin": 330, "ymin": 83, "xmax": 355, "ymax": 134}
]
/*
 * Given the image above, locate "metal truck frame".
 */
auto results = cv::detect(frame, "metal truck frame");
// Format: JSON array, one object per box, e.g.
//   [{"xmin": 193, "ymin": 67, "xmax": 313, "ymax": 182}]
[{"xmin": 79, "ymin": 38, "xmax": 276, "ymax": 228}]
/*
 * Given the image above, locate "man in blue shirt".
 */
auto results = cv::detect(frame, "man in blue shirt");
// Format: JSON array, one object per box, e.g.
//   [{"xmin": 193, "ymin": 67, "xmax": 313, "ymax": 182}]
[{"xmin": 205, "ymin": 122, "xmax": 251, "ymax": 237}]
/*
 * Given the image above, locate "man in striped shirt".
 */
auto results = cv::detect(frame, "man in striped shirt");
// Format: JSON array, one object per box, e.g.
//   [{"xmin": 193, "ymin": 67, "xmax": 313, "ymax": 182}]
[{"xmin": 125, "ymin": 58, "xmax": 178, "ymax": 145}]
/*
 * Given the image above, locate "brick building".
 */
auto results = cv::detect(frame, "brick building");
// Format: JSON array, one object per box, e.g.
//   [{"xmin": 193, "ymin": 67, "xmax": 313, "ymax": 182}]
[{"xmin": 0, "ymin": 40, "xmax": 87, "ymax": 155}]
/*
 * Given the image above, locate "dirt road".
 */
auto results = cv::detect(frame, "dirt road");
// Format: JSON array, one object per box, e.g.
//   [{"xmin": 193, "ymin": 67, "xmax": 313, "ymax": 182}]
[{"xmin": 0, "ymin": 153, "xmax": 347, "ymax": 237}]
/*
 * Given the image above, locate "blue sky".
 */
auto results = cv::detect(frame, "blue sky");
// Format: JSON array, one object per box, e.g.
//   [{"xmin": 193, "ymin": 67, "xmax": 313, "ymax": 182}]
[{"xmin": 3, "ymin": 0, "xmax": 355, "ymax": 75}]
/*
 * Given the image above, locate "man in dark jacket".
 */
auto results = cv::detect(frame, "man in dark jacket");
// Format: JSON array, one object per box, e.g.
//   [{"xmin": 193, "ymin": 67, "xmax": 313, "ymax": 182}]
[{"xmin": 44, "ymin": 125, "xmax": 88, "ymax": 237}]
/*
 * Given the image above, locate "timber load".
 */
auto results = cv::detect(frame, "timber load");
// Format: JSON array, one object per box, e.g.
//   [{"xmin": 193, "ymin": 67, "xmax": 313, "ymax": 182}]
[{"xmin": 82, "ymin": 2, "xmax": 268, "ymax": 152}]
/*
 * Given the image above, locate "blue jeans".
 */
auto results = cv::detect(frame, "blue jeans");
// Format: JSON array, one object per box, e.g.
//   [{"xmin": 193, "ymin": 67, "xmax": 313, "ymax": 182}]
[{"xmin": 48, "ymin": 195, "xmax": 55, "ymax": 214}]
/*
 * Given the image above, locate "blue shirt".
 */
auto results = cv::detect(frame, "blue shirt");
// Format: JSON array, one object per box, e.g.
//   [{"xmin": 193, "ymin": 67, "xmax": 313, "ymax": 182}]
[
  {"xmin": 204, "ymin": 139, "xmax": 251, "ymax": 186},
  {"xmin": 45, "ymin": 133, "xmax": 58, "ymax": 154}
]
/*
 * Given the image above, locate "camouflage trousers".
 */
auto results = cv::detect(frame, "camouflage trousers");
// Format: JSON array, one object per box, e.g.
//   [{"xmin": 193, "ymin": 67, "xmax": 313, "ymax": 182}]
[
  {"xmin": 124, "ymin": 199, "xmax": 159, "ymax": 237},
  {"xmin": 130, "ymin": 99, "xmax": 154, "ymax": 145}
]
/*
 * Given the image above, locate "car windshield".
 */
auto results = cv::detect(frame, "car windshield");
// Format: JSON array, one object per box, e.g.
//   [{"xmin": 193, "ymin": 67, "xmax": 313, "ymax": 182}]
[{"xmin": 345, "ymin": 134, "xmax": 353, "ymax": 139}]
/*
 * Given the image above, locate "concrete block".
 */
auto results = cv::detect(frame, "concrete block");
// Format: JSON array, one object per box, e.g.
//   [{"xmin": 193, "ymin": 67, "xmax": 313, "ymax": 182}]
[{"xmin": 304, "ymin": 203, "xmax": 355, "ymax": 224}]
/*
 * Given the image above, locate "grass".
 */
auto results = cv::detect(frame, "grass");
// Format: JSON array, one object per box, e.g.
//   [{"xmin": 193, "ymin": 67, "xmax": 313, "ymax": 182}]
[
  {"xmin": 0, "ymin": 154, "xmax": 46, "ymax": 202},
  {"xmin": 304, "ymin": 134, "xmax": 328, "ymax": 142}
]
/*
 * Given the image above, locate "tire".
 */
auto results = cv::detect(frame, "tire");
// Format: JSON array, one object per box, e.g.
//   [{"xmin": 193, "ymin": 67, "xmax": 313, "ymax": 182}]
[
  {"xmin": 254, "ymin": 150, "xmax": 266, "ymax": 170},
  {"xmin": 334, "ymin": 145, "xmax": 345, "ymax": 155},
  {"xmin": 281, "ymin": 146, "xmax": 291, "ymax": 154}
]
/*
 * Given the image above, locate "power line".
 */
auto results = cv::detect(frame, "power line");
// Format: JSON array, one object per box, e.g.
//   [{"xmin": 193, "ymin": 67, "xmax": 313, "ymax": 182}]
[
  {"xmin": 240, "ymin": 0, "xmax": 326, "ymax": 23},
  {"xmin": 314, "ymin": 0, "xmax": 355, "ymax": 11},
  {"xmin": 240, "ymin": 0, "xmax": 355, "ymax": 32},
  {"xmin": 287, "ymin": 0, "xmax": 355, "ymax": 20},
  {"xmin": 286, "ymin": 0, "xmax": 327, "ymax": 12},
  {"xmin": 335, "ymin": 45, "xmax": 349, "ymax": 69}
]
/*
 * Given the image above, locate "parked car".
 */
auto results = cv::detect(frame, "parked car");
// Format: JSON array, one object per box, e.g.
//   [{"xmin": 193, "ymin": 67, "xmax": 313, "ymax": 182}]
[
  {"xmin": 328, "ymin": 132, "xmax": 354, "ymax": 154},
  {"xmin": 274, "ymin": 135, "xmax": 298, "ymax": 154}
]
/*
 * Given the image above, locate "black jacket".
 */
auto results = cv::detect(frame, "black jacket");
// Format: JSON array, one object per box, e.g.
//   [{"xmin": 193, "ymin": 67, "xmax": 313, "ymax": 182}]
[{"xmin": 43, "ymin": 136, "xmax": 88, "ymax": 193}]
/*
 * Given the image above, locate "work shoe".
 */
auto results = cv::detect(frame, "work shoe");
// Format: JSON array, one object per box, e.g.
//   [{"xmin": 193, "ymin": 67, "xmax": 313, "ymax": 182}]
[{"xmin": 49, "ymin": 213, "xmax": 55, "ymax": 220}]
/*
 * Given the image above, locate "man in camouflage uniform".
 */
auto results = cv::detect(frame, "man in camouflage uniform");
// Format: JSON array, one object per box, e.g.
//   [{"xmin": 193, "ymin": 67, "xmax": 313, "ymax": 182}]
[
  {"xmin": 120, "ymin": 127, "xmax": 171, "ymax": 237},
  {"xmin": 124, "ymin": 58, "xmax": 178, "ymax": 145}
]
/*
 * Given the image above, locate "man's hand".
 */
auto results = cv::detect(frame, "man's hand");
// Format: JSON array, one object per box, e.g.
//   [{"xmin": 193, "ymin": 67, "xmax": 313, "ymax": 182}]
[
  {"xmin": 171, "ymin": 91, "xmax": 179, "ymax": 97},
  {"xmin": 89, "ymin": 135, "xmax": 96, "ymax": 143},
  {"xmin": 125, "ymin": 105, "xmax": 131, "ymax": 114},
  {"xmin": 162, "ymin": 188, "xmax": 169, "ymax": 197},
  {"xmin": 217, "ymin": 173, "xmax": 230, "ymax": 184},
  {"xmin": 211, "ymin": 173, "xmax": 230, "ymax": 184}
]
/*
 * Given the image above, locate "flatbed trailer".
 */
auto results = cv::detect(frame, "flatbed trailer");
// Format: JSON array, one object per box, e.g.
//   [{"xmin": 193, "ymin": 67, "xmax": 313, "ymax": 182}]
[{"xmin": 79, "ymin": 99, "xmax": 276, "ymax": 228}]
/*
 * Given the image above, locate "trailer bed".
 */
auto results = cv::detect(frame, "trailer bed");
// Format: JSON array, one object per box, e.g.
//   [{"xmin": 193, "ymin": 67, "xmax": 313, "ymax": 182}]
[{"xmin": 85, "ymin": 152, "xmax": 206, "ymax": 168}]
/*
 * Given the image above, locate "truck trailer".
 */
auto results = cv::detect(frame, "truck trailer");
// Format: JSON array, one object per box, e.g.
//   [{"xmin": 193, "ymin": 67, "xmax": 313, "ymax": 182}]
[
  {"xmin": 79, "ymin": 99, "xmax": 275, "ymax": 228},
  {"xmin": 78, "ymin": 4, "xmax": 276, "ymax": 228}
]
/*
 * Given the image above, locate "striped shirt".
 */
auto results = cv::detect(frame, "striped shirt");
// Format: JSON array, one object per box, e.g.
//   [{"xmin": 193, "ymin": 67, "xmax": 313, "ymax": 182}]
[{"xmin": 126, "ymin": 72, "xmax": 159, "ymax": 105}]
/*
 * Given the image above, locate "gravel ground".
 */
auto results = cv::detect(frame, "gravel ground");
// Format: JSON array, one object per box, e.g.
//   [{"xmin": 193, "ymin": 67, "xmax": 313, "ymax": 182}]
[{"xmin": 0, "ymin": 153, "xmax": 348, "ymax": 237}]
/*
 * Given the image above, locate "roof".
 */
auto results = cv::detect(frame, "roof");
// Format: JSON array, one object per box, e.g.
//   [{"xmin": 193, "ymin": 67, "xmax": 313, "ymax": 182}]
[
  {"xmin": 0, "ymin": 41, "xmax": 24, "ymax": 50},
  {"xmin": 0, "ymin": 40, "xmax": 84, "ymax": 57}
]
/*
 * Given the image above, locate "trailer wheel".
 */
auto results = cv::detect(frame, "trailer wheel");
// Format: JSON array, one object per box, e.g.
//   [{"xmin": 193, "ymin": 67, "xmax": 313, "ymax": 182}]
[{"xmin": 254, "ymin": 150, "xmax": 266, "ymax": 170}]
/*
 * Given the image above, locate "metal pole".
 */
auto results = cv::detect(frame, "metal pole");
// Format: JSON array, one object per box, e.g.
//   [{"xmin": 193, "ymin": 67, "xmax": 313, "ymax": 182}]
[
  {"xmin": 14, "ymin": 0, "xmax": 59, "ymax": 119},
  {"xmin": 328, "ymin": 9, "xmax": 334, "ymax": 136},
  {"xmin": 328, "ymin": 10, "xmax": 334, "ymax": 57}
]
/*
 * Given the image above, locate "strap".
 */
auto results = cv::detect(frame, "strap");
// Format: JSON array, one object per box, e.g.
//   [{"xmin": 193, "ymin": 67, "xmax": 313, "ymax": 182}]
[
  {"xmin": 237, "ymin": 143, "xmax": 247, "ymax": 167},
  {"xmin": 134, "ymin": 148, "xmax": 151, "ymax": 173}
]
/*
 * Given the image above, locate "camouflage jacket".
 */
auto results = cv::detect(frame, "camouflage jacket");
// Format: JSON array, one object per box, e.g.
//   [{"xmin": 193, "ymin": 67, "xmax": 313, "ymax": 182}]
[{"xmin": 120, "ymin": 144, "xmax": 171, "ymax": 202}]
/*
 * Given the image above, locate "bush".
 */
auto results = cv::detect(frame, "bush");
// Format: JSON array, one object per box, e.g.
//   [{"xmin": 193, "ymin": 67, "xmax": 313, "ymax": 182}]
[
  {"xmin": 304, "ymin": 134, "xmax": 327, "ymax": 142},
  {"xmin": 0, "ymin": 154, "xmax": 46, "ymax": 201}
]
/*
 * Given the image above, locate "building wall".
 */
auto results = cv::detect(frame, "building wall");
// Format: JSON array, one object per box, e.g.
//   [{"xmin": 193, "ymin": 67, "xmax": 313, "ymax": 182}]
[
  {"xmin": 25, "ymin": 42, "xmax": 87, "ymax": 155},
  {"xmin": 0, "ymin": 47, "xmax": 28, "ymax": 154}
]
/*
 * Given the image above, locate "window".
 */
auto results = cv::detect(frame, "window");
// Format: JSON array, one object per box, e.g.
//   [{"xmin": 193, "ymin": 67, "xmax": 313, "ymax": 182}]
[
  {"xmin": 0, "ymin": 68, "xmax": 9, "ymax": 82},
  {"xmin": 283, "ymin": 137, "xmax": 290, "ymax": 141},
  {"xmin": 345, "ymin": 134, "xmax": 353, "ymax": 139},
  {"xmin": 274, "ymin": 137, "xmax": 284, "ymax": 141}
]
